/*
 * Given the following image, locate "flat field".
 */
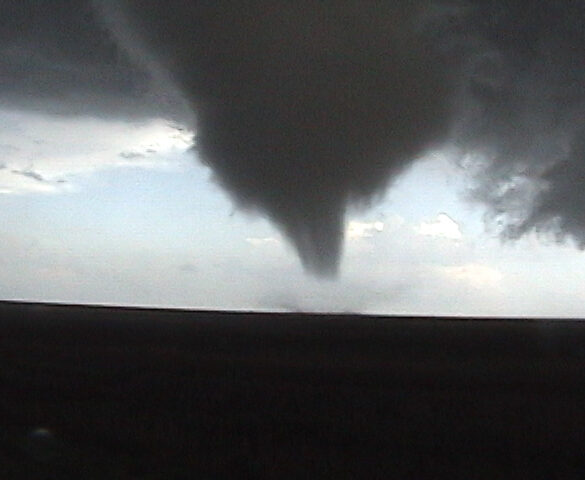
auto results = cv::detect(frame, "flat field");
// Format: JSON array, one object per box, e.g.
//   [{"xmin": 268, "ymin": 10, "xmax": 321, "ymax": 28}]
[{"xmin": 2, "ymin": 302, "xmax": 585, "ymax": 478}]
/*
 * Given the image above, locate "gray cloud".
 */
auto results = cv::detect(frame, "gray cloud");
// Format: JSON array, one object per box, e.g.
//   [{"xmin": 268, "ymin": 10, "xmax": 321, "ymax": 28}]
[
  {"xmin": 4, "ymin": 1, "xmax": 585, "ymax": 275},
  {"xmin": 178, "ymin": 263, "xmax": 198, "ymax": 274},
  {"xmin": 119, "ymin": 151, "xmax": 147, "ymax": 160},
  {"xmin": 448, "ymin": 1, "xmax": 585, "ymax": 246},
  {"xmin": 97, "ymin": 0, "xmax": 453, "ymax": 276},
  {"xmin": 0, "ymin": 1, "xmax": 185, "ymax": 119},
  {"xmin": 11, "ymin": 169, "xmax": 46, "ymax": 183},
  {"xmin": 10, "ymin": 168, "xmax": 66, "ymax": 186}
]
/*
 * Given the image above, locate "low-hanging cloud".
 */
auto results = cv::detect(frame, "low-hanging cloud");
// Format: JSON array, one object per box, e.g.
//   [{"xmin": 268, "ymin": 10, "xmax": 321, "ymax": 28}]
[
  {"xmin": 0, "ymin": 1, "xmax": 185, "ymax": 119},
  {"xmin": 449, "ymin": 1, "xmax": 585, "ymax": 247},
  {"xmin": 4, "ymin": 1, "xmax": 585, "ymax": 275},
  {"xmin": 95, "ymin": 0, "xmax": 453, "ymax": 276}
]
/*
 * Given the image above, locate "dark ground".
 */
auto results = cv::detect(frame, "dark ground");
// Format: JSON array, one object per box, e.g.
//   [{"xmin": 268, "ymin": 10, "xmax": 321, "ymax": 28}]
[{"xmin": 2, "ymin": 301, "xmax": 585, "ymax": 479}]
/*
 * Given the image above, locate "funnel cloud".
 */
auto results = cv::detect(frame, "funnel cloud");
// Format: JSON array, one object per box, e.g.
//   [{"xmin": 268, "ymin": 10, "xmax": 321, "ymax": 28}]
[
  {"xmin": 96, "ymin": 0, "xmax": 452, "ymax": 276},
  {"xmin": 3, "ymin": 1, "xmax": 585, "ymax": 275}
]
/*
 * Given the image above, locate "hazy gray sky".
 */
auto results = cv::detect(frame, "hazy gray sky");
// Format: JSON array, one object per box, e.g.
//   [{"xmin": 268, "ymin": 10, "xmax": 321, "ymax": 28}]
[
  {"xmin": 2, "ymin": 1, "xmax": 585, "ymax": 316},
  {"xmin": 2, "ymin": 107, "xmax": 585, "ymax": 317}
]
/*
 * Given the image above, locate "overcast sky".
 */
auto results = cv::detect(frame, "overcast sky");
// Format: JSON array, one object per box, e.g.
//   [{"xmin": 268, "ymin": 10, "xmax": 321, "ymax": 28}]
[{"xmin": 2, "ymin": 1, "xmax": 585, "ymax": 317}]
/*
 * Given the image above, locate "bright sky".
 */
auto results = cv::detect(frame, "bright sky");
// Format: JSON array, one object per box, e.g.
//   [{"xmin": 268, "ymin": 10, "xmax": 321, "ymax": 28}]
[{"xmin": 2, "ymin": 107, "xmax": 585, "ymax": 317}]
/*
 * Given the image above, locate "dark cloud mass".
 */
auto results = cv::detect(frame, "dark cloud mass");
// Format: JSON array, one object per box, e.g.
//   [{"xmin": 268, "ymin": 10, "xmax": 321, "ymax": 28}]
[
  {"xmin": 97, "ymin": 0, "xmax": 452, "ymax": 275},
  {"xmin": 450, "ymin": 1, "xmax": 585, "ymax": 246},
  {"xmin": 3, "ymin": 1, "xmax": 585, "ymax": 274},
  {"xmin": 0, "ymin": 1, "xmax": 185, "ymax": 119}
]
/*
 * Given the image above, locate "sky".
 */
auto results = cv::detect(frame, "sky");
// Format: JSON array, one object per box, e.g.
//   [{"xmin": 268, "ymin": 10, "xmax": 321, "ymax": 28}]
[
  {"xmin": 2, "ymin": 1, "xmax": 585, "ymax": 317},
  {"xmin": 2, "ymin": 106, "xmax": 585, "ymax": 317}
]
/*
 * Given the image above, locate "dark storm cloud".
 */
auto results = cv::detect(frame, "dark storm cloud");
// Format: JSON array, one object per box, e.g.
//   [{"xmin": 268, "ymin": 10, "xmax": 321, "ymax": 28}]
[
  {"xmin": 449, "ymin": 1, "xmax": 585, "ymax": 246},
  {"xmin": 0, "ymin": 1, "xmax": 184, "ymax": 119},
  {"xmin": 6, "ymin": 1, "xmax": 585, "ymax": 275},
  {"xmin": 98, "ymin": 0, "xmax": 453, "ymax": 275}
]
